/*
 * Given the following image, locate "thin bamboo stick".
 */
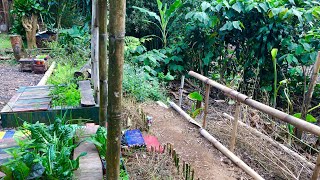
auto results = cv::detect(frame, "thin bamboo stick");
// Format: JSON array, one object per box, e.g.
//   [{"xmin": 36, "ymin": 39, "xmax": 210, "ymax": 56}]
[
  {"xmin": 188, "ymin": 71, "xmax": 320, "ymax": 137},
  {"xmin": 178, "ymin": 75, "xmax": 185, "ymax": 107},
  {"xmin": 203, "ymin": 84, "xmax": 210, "ymax": 128},
  {"xmin": 37, "ymin": 61, "xmax": 56, "ymax": 86},
  {"xmin": 223, "ymin": 113, "xmax": 315, "ymax": 169},
  {"xmin": 311, "ymin": 153, "xmax": 320, "ymax": 180},
  {"xmin": 230, "ymin": 102, "xmax": 240, "ymax": 152},
  {"xmin": 170, "ymin": 101, "xmax": 264, "ymax": 179},
  {"xmin": 200, "ymin": 129, "xmax": 264, "ymax": 180}
]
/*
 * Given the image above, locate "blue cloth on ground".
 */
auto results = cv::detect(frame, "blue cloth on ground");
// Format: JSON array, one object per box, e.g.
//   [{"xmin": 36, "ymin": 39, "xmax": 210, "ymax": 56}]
[{"xmin": 124, "ymin": 129, "xmax": 145, "ymax": 147}]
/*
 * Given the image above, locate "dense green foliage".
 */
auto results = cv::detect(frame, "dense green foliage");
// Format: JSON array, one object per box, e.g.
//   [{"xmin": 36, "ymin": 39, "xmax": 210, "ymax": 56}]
[
  {"xmin": 133, "ymin": 0, "xmax": 320, "ymax": 115},
  {"xmin": 47, "ymin": 35, "xmax": 89, "ymax": 107},
  {"xmin": 123, "ymin": 64, "xmax": 166, "ymax": 102},
  {"xmin": 10, "ymin": 0, "xmax": 44, "ymax": 36},
  {"xmin": 10, "ymin": 0, "xmax": 91, "ymax": 35},
  {"xmin": 123, "ymin": 36, "xmax": 168, "ymax": 101},
  {"xmin": 88, "ymin": 126, "xmax": 107, "ymax": 159},
  {"xmin": 0, "ymin": 118, "xmax": 86, "ymax": 179}
]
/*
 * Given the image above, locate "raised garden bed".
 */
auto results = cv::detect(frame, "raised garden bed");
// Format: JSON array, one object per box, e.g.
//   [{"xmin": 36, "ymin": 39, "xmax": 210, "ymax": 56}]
[{"xmin": 0, "ymin": 81, "xmax": 99, "ymax": 128}]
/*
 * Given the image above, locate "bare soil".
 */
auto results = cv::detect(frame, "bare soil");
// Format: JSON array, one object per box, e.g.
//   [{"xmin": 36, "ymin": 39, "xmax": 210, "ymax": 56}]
[
  {"xmin": 0, "ymin": 62, "xmax": 42, "ymax": 110},
  {"xmin": 142, "ymin": 103, "xmax": 250, "ymax": 180}
]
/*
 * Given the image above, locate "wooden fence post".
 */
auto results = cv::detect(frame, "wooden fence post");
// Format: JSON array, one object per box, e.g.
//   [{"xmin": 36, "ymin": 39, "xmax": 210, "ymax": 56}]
[
  {"xmin": 91, "ymin": 0, "xmax": 99, "ymax": 104},
  {"xmin": 203, "ymin": 84, "xmax": 210, "ymax": 128},
  {"xmin": 2, "ymin": 0, "xmax": 9, "ymax": 31},
  {"xmin": 230, "ymin": 102, "xmax": 240, "ymax": 152},
  {"xmin": 178, "ymin": 75, "xmax": 185, "ymax": 107},
  {"xmin": 311, "ymin": 153, "xmax": 320, "ymax": 180}
]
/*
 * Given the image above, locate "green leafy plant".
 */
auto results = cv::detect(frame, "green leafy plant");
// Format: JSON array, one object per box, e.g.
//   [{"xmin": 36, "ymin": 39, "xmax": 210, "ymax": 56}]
[
  {"xmin": 133, "ymin": 0, "xmax": 182, "ymax": 47},
  {"xmin": 123, "ymin": 64, "xmax": 166, "ymax": 102},
  {"xmin": 87, "ymin": 126, "xmax": 107, "ymax": 159},
  {"xmin": 0, "ymin": 117, "xmax": 86, "ymax": 179},
  {"xmin": 188, "ymin": 91, "xmax": 203, "ymax": 119},
  {"xmin": 271, "ymin": 48, "xmax": 278, "ymax": 108},
  {"xmin": 288, "ymin": 103, "xmax": 320, "ymax": 134},
  {"xmin": 87, "ymin": 127, "xmax": 129, "ymax": 179}
]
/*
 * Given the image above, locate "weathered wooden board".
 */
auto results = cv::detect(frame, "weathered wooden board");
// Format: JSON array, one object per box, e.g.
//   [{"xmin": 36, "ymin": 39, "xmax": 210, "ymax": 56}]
[
  {"xmin": 1, "ymin": 106, "xmax": 99, "ymax": 128},
  {"xmin": 74, "ymin": 124, "xmax": 103, "ymax": 180},
  {"xmin": 79, "ymin": 80, "xmax": 95, "ymax": 107},
  {"xmin": 1, "ymin": 86, "xmax": 52, "ymax": 113}
]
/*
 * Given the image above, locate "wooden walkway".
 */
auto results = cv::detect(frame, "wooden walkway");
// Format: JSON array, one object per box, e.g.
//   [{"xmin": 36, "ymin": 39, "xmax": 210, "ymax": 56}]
[
  {"xmin": 1, "ymin": 86, "xmax": 52, "ymax": 113},
  {"xmin": 74, "ymin": 124, "xmax": 103, "ymax": 180}
]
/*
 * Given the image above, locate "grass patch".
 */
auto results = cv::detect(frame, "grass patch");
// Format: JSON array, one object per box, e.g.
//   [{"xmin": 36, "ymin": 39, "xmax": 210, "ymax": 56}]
[
  {"xmin": 0, "ymin": 34, "xmax": 11, "ymax": 50},
  {"xmin": 48, "ymin": 63, "xmax": 82, "ymax": 107}
]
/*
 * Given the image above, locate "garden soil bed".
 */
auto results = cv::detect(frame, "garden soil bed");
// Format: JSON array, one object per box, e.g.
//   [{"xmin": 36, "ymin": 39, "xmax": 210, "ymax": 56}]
[
  {"xmin": 0, "ymin": 63, "xmax": 42, "ymax": 126},
  {"xmin": 142, "ymin": 103, "xmax": 250, "ymax": 180}
]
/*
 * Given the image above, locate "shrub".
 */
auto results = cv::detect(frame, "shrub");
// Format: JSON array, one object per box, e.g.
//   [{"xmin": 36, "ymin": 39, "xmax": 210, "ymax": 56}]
[{"xmin": 123, "ymin": 63, "xmax": 166, "ymax": 102}]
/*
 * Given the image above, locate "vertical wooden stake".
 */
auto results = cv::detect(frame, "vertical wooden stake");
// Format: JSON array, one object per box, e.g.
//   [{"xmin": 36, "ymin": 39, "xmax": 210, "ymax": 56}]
[
  {"xmin": 183, "ymin": 161, "xmax": 185, "ymax": 177},
  {"xmin": 91, "ymin": 0, "xmax": 99, "ymax": 104},
  {"xmin": 178, "ymin": 75, "xmax": 185, "ymax": 107},
  {"xmin": 312, "ymin": 153, "xmax": 320, "ymax": 180},
  {"xmin": 2, "ymin": 0, "xmax": 9, "ymax": 32},
  {"xmin": 230, "ymin": 102, "xmax": 241, "ymax": 152},
  {"xmin": 203, "ymin": 84, "xmax": 211, "ymax": 128},
  {"xmin": 191, "ymin": 169, "xmax": 194, "ymax": 180}
]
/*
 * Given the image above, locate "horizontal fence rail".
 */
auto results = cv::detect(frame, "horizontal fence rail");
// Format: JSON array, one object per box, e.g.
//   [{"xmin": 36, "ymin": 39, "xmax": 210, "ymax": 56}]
[
  {"xmin": 188, "ymin": 70, "xmax": 320, "ymax": 180},
  {"xmin": 188, "ymin": 71, "xmax": 320, "ymax": 137}
]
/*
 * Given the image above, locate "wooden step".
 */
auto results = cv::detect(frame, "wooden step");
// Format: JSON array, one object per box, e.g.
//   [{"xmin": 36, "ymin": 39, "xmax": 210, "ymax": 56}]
[
  {"xmin": 74, "ymin": 124, "xmax": 103, "ymax": 180},
  {"xmin": 79, "ymin": 80, "xmax": 95, "ymax": 107}
]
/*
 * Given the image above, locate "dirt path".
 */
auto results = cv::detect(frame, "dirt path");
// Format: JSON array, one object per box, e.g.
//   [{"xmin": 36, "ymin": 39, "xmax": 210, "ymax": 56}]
[
  {"xmin": 143, "ymin": 103, "xmax": 250, "ymax": 180},
  {"xmin": 0, "ymin": 63, "xmax": 42, "ymax": 110}
]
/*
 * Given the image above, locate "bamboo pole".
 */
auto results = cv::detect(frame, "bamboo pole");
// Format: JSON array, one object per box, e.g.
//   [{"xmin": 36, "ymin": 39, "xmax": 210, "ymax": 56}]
[
  {"xmin": 311, "ymin": 153, "xmax": 320, "ymax": 180},
  {"xmin": 106, "ymin": 0, "xmax": 125, "ymax": 178},
  {"xmin": 91, "ymin": 0, "xmax": 99, "ymax": 104},
  {"xmin": 178, "ymin": 75, "xmax": 185, "ymax": 107},
  {"xmin": 230, "ymin": 102, "xmax": 240, "ymax": 152},
  {"xmin": 223, "ymin": 113, "xmax": 315, "ymax": 169},
  {"xmin": 169, "ymin": 101, "xmax": 264, "ymax": 179},
  {"xmin": 188, "ymin": 71, "xmax": 320, "ymax": 137},
  {"xmin": 98, "ymin": 0, "xmax": 108, "ymax": 126},
  {"xmin": 37, "ymin": 62, "xmax": 56, "ymax": 86},
  {"xmin": 200, "ymin": 129, "xmax": 264, "ymax": 180},
  {"xmin": 169, "ymin": 101, "xmax": 202, "ymax": 128},
  {"xmin": 203, "ymin": 84, "xmax": 210, "ymax": 128}
]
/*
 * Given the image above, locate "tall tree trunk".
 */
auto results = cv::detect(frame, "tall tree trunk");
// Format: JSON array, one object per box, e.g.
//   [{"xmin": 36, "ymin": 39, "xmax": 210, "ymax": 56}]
[
  {"xmin": 106, "ymin": 0, "xmax": 126, "ymax": 179},
  {"xmin": 2, "ymin": 0, "xmax": 9, "ymax": 31},
  {"xmin": 296, "ymin": 52, "xmax": 320, "ymax": 139},
  {"xmin": 98, "ymin": 0, "xmax": 108, "ymax": 127},
  {"xmin": 91, "ymin": 0, "xmax": 100, "ymax": 104},
  {"xmin": 22, "ymin": 14, "xmax": 38, "ymax": 49}
]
